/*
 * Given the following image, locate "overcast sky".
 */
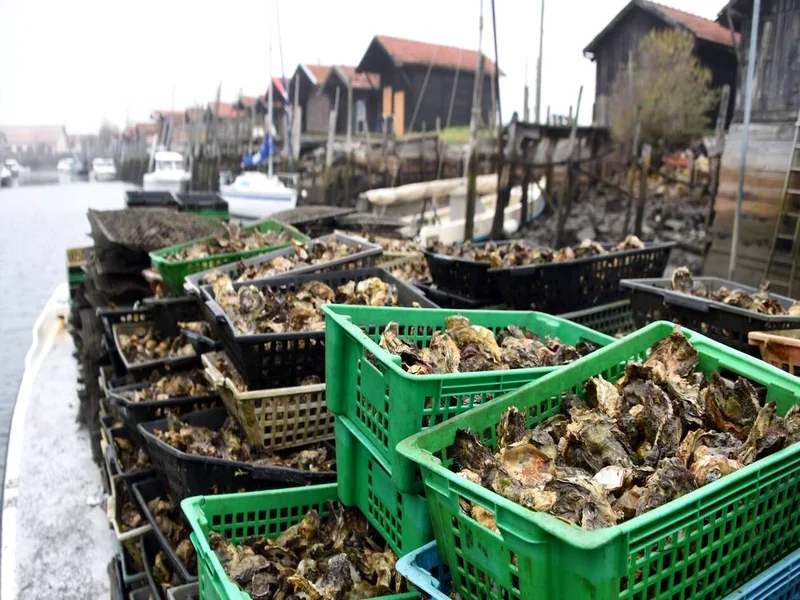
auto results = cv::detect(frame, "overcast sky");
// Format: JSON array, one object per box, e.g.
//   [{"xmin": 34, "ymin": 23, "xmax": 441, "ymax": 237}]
[{"xmin": 0, "ymin": 0, "xmax": 726, "ymax": 133}]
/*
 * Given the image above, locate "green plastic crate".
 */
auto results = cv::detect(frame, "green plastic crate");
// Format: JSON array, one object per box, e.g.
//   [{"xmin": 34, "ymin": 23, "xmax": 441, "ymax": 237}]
[
  {"xmin": 396, "ymin": 321, "xmax": 800, "ymax": 600},
  {"xmin": 184, "ymin": 208, "xmax": 229, "ymax": 221},
  {"xmin": 322, "ymin": 305, "xmax": 615, "ymax": 494},
  {"xmin": 149, "ymin": 219, "xmax": 308, "ymax": 294},
  {"xmin": 336, "ymin": 416, "xmax": 433, "ymax": 557},
  {"xmin": 182, "ymin": 484, "xmax": 419, "ymax": 600},
  {"xmin": 559, "ymin": 299, "xmax": 635, "ymax": 338}
]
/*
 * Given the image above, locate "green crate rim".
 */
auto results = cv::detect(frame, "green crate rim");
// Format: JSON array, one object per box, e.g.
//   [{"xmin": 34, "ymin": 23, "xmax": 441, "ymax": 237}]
[
  {"xmin": 149, "ymin": 219, "xmax": 308, "ymax": 292},
  {"xmin": 322, "ymin": 305, "xmax": 616, "ymax": 383}
]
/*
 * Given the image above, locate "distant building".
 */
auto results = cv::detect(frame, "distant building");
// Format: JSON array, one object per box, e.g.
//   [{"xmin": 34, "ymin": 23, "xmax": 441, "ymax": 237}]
[
  {"xmin": 356, "ymin": 35, "xmax": 500, "ymax": 135},
  {"xmin": 315, "ymin": 66, "xmax": 381, "ymax": 136},
  {"xmin": 704, "ymin": 0, "xmax": 800, "ymax": 289},
  {"xmin": 288, "ymin": 64, "xmax": 332, "ymax": 134},
  {"xmin": 0, "ymin": 125, "xmax": 70, "ymax": 164},
  {"xmin": 583, "ymin": 0, "xmax": 739, "ymax": 128}
]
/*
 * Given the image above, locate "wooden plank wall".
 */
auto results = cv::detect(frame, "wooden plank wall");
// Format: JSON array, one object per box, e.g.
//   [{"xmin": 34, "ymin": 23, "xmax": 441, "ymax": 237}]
[{"xmin": 705, "ymin": 120, "xmax": 797, "ymax": 290}]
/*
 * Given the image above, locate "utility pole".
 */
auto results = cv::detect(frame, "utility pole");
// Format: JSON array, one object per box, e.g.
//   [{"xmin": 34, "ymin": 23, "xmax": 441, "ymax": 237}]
[
  {"xmin": 535, "ymin": 0, "xmax": 544, "ymax": 123},
  {"xmin": 523, "ymin": 58, "xmax": 530, "ymax": 122},
  {"xmin": 464, "ymin": 0, "xmax": 484, "ymax": 242},
  {"xmin": 729, "ymin": 0, "xmax": 761, "ymax": 280}
]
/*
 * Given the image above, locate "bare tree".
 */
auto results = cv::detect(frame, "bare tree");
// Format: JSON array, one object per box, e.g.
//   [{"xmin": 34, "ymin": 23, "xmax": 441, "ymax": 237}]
[{"xmin": 609, "ymin": 29, "xmax": 719, "ymax": 152}]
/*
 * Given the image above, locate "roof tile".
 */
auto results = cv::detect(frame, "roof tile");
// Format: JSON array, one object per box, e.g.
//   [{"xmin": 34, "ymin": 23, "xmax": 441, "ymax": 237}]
[{"xmin": 375, "ymin": 35, "xmax": 500, "ymax": 75}]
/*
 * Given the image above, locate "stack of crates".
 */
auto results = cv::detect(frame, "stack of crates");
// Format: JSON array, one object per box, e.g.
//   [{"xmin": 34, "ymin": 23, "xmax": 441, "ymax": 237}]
[{"xmin": 180, "ymin": 303, "xmax": 617, "ymax": 599}]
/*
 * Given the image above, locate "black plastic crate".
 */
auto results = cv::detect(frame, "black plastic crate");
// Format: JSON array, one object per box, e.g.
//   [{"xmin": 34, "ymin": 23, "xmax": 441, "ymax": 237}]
[
  {"xmin": 112, "ymin": 321, "xmax": 201, "ymax": 375},
  {"xmin": 413, "ymin": 281, "xmax": 497, "ymax": 309},
  {"xmin": 132, "ymin": 478, "xmax": 197, "ymax": 583},
  {"xmin": 422, "ymin": 247, "xmax": 502, "ymax": 301},
  {"xmin": 98, "ymin": 306, "xmax": 152, "ymax": 340},
  {"xmin": 108, "ymin": 379, "xmax": 220, "ymax": 443},
  {"xmin": 137, "ymin": 407, "xmax": 336, "ymax": 499},
  {"xmin": 173, "ymin": 191, "xmax": 228, "ymax": 213},
  {"xmin": 558, "ymin": 299, "xmax": 636, "ymax": 338},
  {"xmin": 141, "ymin": 297, "xmax": 204, "ymax": 337},
  {"xmin": 184, "ymin": 233, "xmax": 383, "ymax": 296},
  {"xmin": 622, "ymin": 276, "xmax": 800, "ymax": 354},
  {"xmin": 203, "ymin": 267, "xmax": 437, "ymax": 389},
  {"xmin": 110, "ymin": 556, "xmax": 126, "ymax": 600},
  {"xmin": 125, "ymin": 190, "xmax": 179, "ymax": 210},
  {"xmin": 141, "ymin": 530, "xmax": 185, "ymax": 600},
  {"xmin": 106, "ymin": 425, "xmax": 156, "ymax": 485},
  {"xmin": 491, "ymin": 241, "xmax": 674, "ymax": 312}
]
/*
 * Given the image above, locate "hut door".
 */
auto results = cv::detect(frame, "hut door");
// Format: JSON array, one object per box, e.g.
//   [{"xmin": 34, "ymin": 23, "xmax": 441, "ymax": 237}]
[
  {"xmin": 393, "ymin": 90, "xmax": 405, "ymax": 135},
  {"xmin": 382, "ymin": 86, "xmax": 393, "ymax": 117}
]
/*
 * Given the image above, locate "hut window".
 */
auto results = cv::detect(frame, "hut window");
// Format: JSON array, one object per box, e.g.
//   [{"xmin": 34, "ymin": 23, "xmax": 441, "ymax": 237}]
[{"xmin": 355, "ymin": 99, "xmax": 367, "ymax": 133}]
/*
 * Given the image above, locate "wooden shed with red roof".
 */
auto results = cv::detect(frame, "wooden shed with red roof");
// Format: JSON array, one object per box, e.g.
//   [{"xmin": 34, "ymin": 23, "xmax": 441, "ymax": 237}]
[
  {"xmin": 583, "ymin": 0, "xmax": 739, "ymax": 128},
  {"xmin": 288, "ymin": 64, "xmax": 332, "ymax": 134},
  {"xmin": 356, "ymin": 35, "xmax": 499, "ymax": 136}
]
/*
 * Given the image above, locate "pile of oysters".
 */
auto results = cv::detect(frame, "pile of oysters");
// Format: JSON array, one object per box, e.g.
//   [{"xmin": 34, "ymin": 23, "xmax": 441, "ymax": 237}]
[
  {"xmin": 117, "ymin": 326, "xmax": 194, "ymax": 365},
  {"xmin": 430, "ymin": 235, "xmax": 645, "ymax": 269},
  {"xmin": 120, "ymin": 368, "xmax": 213, "ymax": 402},
  {"xmin": 454, "ymin": 328, "xmax": 800, "ymax": 530},
  {"xmin": 210, "ymin": 273, "xmax": 402, "ymax": 335},
  {"xmin": 147, "ymin": 493, "xmax": 197, "ymax": 576},
  {"xmin": 379, "ymin": 316, "xmax": 599, "ymax": 375},
  {"xmin": 210, "ymin": 503, "xmax": 406, "ymax": 599},
  {"xmin": 671, "ymin": 267, "xmax": 800, "ymax": 316},
  {"xmin": 164, "ymin": 223, "xmax": 292, "ymax": 261},
  {"xmin": 232, "ymin": 238, "xmax": 363, "ymax": 282},
  {"xmin": 155, "ymin": 413, "xmax": 334, "ymax": 471}
]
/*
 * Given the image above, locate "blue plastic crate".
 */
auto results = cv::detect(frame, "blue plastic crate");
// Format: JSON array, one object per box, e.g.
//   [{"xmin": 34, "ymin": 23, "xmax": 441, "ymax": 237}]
[
  {"xmin": 724, "ymin": 547, "xmax": 800, "ymax": 600},
  {"xmin": 396, "ymin": 541, "xmax": 451, "ymax": 600}
]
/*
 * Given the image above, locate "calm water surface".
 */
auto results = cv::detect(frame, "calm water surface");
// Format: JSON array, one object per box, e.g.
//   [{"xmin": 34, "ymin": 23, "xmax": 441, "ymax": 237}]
[{"xmin": 0, "ymin": 180, "xmax": 126, "ymax": 483}]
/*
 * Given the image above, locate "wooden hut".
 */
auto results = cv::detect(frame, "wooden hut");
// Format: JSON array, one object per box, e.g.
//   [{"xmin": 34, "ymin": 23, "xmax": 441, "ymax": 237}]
[
  {"xmin": 703, "ymin": 0, "xmax": 800, "ymax": 288},
  {"xmin": 583, "ymin": 0, "xmax": 739, "ymax": 127},
  {"xmin": 288, "ymin": 64, "xmax": 332, "ymax": 134},
  {"xmin": 355, "ymin": 35, "xmax": 499, "ymax": 136},
  {"xmin": 318, "ymin": 66, "xmax": 381, "ymax": 136}
]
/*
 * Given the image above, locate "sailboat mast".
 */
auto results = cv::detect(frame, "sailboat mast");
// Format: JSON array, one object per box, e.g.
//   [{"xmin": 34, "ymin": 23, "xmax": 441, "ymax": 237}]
[{"xmin": 268, "ymin": 9, "xmax": 274, "ymax": 178}]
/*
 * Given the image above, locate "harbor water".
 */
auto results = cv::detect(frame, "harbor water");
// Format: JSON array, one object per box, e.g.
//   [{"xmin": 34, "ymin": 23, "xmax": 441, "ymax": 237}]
[{"xmin": 0, "ymin": 180, "xmax": 125, "ymax": 485}]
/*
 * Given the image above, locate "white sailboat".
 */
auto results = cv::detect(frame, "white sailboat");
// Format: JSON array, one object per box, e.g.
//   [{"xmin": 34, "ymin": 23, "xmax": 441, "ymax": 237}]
[{"xmin": 219, "ymin": 11, "xmax": 298, "ymax": 221}]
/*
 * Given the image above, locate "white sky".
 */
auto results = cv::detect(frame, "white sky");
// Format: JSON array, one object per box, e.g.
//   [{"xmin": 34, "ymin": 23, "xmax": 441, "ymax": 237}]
[{"xmin": 0, "ymin": 0, "xmax": 726, "ymax": 133}]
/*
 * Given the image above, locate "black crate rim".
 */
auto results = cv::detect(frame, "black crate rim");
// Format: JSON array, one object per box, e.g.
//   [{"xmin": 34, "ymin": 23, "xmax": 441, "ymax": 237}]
[
  {"xmin": 488, "ymin": 241, "xmax": 678, "ymax": 274},
  {"xmin": 620, "ymin": 276, "xmax": 800, "ymax": 323},
  {"xmin": 184, "ymin": 233, "xmax": 383, "ymax": 295},
  {"xmin": 137, "ymin": 407, "xmax": 337, "ymax": 487},
  {"xmin": 204, "ymin": 266, "xmax": 437, "ymax": 343},
  {"xmin": 108, "ymin": 382, "xmax": 219, "ymax": 411},
  {"xmin": 413, "ymin": 281, "xmax": 501, "ymax": 308},
  {"xmin": 132, "ymin": 478, "xmax": 197, "ymax": 583}
]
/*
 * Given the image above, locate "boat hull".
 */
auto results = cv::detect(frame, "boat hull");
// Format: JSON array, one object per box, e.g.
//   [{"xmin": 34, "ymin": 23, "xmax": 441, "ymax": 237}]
[
  {"xmin": 143, "ymin": 176, "xmax": 189, "ymax": 193},
  {"xmin": 220, "ymin": 188, "xmax": 297, "ymax": 220}
]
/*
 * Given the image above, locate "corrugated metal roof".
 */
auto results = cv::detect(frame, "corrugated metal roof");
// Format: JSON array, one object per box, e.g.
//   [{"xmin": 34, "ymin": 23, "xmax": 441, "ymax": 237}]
[{"xmin": 372, "ymin": 35, "xmax": 499, "ymax": 75}]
